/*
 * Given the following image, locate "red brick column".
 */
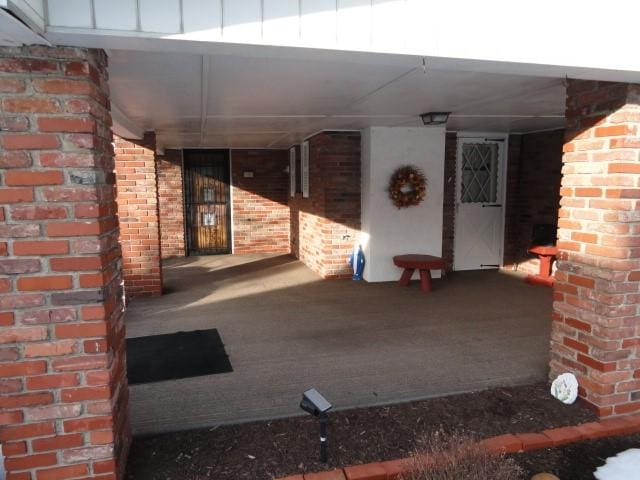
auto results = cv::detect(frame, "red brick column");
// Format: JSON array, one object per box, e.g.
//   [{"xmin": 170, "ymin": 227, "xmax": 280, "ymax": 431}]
[
  {"xmin": 551, "ymin": 80, "xmax": 640, "ymax": 417},
  {"xmin": 157, "ymin": 150, "xmax": 185, "ymax": 259},
  {"xmin": 114, "ymin": 133, "xmax": 162, "ymax": 297},
  {"xmin": 0, "ymin": 47, "xmax": 129, "ymax": 479}
]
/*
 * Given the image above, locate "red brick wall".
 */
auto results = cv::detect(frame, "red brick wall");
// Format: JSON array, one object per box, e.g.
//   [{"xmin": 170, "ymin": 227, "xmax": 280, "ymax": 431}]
[
  {"xmin": 290, "ymin": 198, "xmax": 326, "ymax": 274},
  {"xmin": 0, "ymin": 46, "xmax": 129, "ymax": 480},
  {"xmin": 551, "ymin": 79, "xmax": 640, "ymax": 417},
  {"xmin": 289, "ymin": 132, "xmax": 361, "ymax": 278},
  {"xmin": 503, "ymin": 130, "xmax": 563, "ymax": 273},
  {"xmin": 155, "ymin": 149, "xmax": 290, "ymax": 257},
  {"xmin": 231, "ymin": 149, "xmax": 290, "ymax": 254},
  {"xmin": 157, "ymin": 149, "xmax": 185, "ymax": 259},
  {"xmin": 503, "ymin": 134, "xmax": 523, "ymax": 270},
  {"xmin": 441, "ymin": 132, "xmax": 457, "ymax": 271},
  {"xmin": 114, "ymin": 133, "xmax": 162, "ymax": 297}
]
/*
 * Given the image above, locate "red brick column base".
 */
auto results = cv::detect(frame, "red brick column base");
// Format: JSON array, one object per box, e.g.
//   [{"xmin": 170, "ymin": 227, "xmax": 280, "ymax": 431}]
[
  {"xmin": 551, "ymin": 80, "xmax": 640, "ymax": 417},
  {"xmin": 0, "ymin": 47, "xmax": 129, "ymax": 479},
  {"xmin": 114, "ymin": 133, "xmax": 162, "ymax": 298}
]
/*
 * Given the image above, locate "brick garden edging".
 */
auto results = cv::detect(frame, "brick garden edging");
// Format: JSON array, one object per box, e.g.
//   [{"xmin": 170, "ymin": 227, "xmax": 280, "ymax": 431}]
[{"xmin": 278, "ymin": 414, "xmax": 640, "ymax": 480}]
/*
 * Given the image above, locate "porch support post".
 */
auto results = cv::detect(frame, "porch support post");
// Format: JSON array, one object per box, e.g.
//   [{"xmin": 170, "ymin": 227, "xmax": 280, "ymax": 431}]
[
  {"xmin": 0, "ymin": 46, "xmax": 130, "ymax": 478},
  {"xmin": 551, "ymin": 79, "xmax": 640, "ymax": 417},
  {"xmin": 114, "ymin": 133, "xmax": 162, "ymax": 298}
]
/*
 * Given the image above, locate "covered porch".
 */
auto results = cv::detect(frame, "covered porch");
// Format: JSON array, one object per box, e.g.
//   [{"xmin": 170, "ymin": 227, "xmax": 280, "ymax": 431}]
[
  {"xmin": 2, "ymin": 2, "xmax": 640, "ymax": 476},
  {"xmin": 108, "ymin": 45, "xmax": 567, "ymax": 291},
  {"xmin": 126, "ymin": 253, "xmax": 552, "ymax": 434}
]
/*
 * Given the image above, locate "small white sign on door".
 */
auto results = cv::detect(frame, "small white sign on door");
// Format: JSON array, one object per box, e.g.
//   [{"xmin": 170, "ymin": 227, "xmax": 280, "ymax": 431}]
[
  {"xmin": 203, "ymin": 188, "xmax": 215, "ymax": 203},
  {"xmin": 202, "ymin": 212, "xmax": 216, "ymax": 226}
]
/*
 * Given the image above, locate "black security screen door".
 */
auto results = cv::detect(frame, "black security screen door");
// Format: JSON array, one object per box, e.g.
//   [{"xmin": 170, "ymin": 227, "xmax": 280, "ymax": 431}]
[{"xmin": 184, "ymin": 150, "xmax": 231, "ymax": 255}]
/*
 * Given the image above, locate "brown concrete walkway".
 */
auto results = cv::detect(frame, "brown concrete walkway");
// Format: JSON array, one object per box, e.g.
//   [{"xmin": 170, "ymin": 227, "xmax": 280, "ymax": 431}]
[{"xmin": 125, "ymin": 254, "xmax": 552, "ymax": 434}]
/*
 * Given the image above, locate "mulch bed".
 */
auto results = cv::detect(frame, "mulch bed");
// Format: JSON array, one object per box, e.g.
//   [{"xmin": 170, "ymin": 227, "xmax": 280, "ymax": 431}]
[
  {"xmin": 125, "ymin": 382, "xmax": 596, "ymax": 480},
  {"xmin": 513, "ymin": 432, "xmax": 640, "ymax": 479}
]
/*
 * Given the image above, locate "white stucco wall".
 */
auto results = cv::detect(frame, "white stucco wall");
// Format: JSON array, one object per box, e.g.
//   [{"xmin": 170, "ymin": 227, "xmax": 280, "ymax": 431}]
[{"xmin": 361, "ymin": 126, "xmax": 445, "ymax": 282}]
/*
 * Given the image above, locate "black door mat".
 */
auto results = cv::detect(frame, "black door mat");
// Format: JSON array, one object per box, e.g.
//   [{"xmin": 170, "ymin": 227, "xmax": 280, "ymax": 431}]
[{"xmin": 127, "ymin": 329, "xmax": 232, "ymax": 385}]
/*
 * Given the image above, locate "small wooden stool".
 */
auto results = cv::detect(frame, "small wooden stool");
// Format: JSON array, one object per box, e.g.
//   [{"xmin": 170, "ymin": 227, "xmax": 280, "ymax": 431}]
[{"xmin": 393, "ymin": 254, "xmax": 446, "ymax": 292}]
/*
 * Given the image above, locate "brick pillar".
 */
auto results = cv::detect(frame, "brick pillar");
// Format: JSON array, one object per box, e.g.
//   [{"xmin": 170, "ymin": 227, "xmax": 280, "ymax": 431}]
[
  {"xmin": 114, "ymin": 133, "xmax": 162, "ymax": 298},
  {"xmin": 0, "ymin": 47, "xmax": 129, "ymax": 478},
  {"xmin": 157, "ymin": 150, "xmax": 185, "ymax": 259},
  {"xmin": 551, "ymin": 79, "xmax": 640, "ymax": 417}
]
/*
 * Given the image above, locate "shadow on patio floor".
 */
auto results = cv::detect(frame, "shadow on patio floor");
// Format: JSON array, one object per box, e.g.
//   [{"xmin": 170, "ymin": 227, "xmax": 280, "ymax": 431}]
[{"xmin": 125, "ymin": 253, "xmax": 553, "ymax": 434}]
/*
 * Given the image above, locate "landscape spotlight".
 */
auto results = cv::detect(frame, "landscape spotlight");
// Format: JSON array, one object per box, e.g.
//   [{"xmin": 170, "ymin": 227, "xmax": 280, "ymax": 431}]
[{"xmin": 300, "ymin": 388, "xmax": 332, "ymax": 463}]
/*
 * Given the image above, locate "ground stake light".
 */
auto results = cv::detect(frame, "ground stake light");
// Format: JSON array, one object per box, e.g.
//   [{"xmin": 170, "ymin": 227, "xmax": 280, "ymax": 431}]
[{"xmin": 299, "ymin": 388, "xmax": 333, "ymax": 463}]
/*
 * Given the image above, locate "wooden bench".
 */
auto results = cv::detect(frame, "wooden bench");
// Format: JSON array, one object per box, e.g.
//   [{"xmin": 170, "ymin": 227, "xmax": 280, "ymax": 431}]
[{"xmin": 393, "ymin": 254, "xmax": 446, "ymax": 292}]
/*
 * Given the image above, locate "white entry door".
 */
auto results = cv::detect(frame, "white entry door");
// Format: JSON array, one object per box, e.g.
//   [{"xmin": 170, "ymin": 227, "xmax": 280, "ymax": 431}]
[{"xmin": 453, "ymin": 136, "xmax": 506, "ymax": 271}]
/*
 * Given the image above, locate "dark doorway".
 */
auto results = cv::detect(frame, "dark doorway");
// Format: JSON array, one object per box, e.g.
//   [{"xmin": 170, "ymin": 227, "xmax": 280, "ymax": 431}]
[{"xmin": 184, "ymin": 150, "xmax": 231, "ymax": 255}]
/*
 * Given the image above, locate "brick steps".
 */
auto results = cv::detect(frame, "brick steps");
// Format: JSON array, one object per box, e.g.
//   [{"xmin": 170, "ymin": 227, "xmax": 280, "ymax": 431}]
[{"xmin": 278, "ymin": 414, "xmax": 640, "ymax": 480}]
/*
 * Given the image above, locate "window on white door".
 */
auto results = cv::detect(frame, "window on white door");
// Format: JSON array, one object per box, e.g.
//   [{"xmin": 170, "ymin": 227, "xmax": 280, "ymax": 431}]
[{"xmin": 460, "ymin": 143, "xmax": 499, "ymax": 204}]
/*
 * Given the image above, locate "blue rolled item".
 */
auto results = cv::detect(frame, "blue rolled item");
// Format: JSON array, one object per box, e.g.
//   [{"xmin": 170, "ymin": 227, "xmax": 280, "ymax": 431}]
[{"xmin": 348, "ymin": 244, "xmax": 365, "ymax": 281}]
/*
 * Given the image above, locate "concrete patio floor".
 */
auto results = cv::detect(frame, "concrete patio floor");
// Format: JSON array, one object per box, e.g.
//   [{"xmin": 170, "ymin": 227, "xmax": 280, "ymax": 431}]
[{"xmin": 125, "ymin": 254, "xmax": 553, "ymax": 435}]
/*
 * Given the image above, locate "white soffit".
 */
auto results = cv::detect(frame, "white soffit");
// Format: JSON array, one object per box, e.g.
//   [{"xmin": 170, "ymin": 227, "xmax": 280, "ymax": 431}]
[
  {"xmin": 47, "ymin": 0, "xmax": 92, "ymax": 28},
  {"xmin": 0, "ymin": 6, "xmax": 48, "ymax": 45},
  {"xmin": 111, "ymin": 102, "xmax": 144, "ymax": 140},
  {"xmin": 108, "ymin": 48, "xmax": 565, "ymax": 149},
  {"xmin": 94, "ymin": 0, "xmax": 137, "ymax": 31},
  {"xmin": 1, "ymin": 0, "xmax": 46, "ymax": 32}
]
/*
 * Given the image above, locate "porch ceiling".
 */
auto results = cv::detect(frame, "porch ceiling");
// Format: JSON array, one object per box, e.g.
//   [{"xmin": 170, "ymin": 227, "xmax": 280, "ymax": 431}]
[{"xmin": 108, "ymin": 47, "xmax": 566, "ymax": 150}]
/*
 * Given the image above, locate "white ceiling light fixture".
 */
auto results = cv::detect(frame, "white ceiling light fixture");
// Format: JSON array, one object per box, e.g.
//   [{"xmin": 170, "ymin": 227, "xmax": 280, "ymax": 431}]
[{"xmin": 420, "ymin": 112, "xmax": 451, "ymax": 125}]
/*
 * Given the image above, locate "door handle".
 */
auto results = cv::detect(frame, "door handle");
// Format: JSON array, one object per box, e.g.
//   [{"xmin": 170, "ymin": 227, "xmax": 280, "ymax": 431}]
[{"xmin": 482, "ymin": 204, "xmax": 502, "ymax": 208}]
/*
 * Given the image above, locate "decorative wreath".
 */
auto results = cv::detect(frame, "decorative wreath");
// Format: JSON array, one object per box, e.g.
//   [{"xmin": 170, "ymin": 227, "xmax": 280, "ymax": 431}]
[{"xmin": 388, "ymin": 165, "xmax": 427, "ymax": 209}]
